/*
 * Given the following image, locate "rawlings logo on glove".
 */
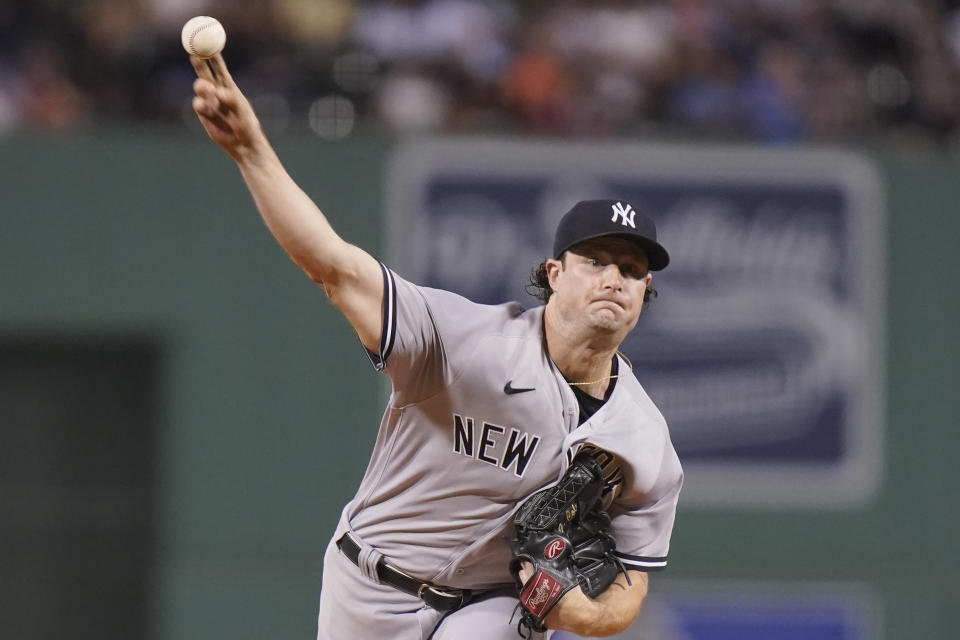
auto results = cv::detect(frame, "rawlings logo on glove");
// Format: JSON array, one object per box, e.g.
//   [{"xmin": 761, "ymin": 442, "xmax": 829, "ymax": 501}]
[
  {"xmin": 544, "ymin": 539, "xmax": 566, "ymax": 559},
  {"xmin": 522, "ymin": 572, "xmax": 564, "ymax": 616}
]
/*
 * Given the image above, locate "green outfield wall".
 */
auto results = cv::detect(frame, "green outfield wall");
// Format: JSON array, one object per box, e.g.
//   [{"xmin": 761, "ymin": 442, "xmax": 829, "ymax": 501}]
[{"xmin": 1, "ymin": 130, "xmax": 957, "ymax": 640}]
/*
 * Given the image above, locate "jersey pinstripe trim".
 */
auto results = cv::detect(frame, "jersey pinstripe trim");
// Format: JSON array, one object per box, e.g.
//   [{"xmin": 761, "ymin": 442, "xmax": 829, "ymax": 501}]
[
  {"xmin": 614, "ymin": 551, "xmax": 668, "ymax": 572},
  {"xmin": 365, "ymin": 262, "xmax": 397, "ymax": 372}
]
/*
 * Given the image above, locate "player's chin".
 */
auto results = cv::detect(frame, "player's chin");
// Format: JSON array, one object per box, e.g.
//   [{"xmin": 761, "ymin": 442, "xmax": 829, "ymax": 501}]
[
  {"xmin": 590, "ymin": 309, "xmax": 642, "ymax": 336},
  {"xmin": 587, "ymin": 310, "xmax": 625, "ymax": 333}
]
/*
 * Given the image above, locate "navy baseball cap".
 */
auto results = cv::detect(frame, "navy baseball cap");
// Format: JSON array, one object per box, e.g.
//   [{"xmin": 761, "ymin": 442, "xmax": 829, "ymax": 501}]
[{"xmin": 553, "ymin": 199, "xmax": 670, "ymax": 271}]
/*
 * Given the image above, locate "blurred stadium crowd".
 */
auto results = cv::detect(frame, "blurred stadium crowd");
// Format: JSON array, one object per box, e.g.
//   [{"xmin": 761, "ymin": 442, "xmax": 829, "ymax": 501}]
[{"xmin": 4, "ymin": 0, "xmax": 960, "ymax": 145}]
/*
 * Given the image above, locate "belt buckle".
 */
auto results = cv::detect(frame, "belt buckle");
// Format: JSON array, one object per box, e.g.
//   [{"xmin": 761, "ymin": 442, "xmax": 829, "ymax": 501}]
[{"xmin": 418, "ymin": 584, "xmax": 465, "ymax": 610}]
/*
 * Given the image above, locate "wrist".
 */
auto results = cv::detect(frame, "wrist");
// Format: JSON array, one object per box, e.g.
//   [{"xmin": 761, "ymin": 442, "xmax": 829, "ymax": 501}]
[
  {"xmin": 546, "ymin": 588, "xmax": 602, "ymax": 634},
  {"xmin": 234, "ymin": 134, "xmax": 285, "ymax": 179},
  {"xmin": 233, "ymin": 133, "xmax": 275, "ymax": 168}
]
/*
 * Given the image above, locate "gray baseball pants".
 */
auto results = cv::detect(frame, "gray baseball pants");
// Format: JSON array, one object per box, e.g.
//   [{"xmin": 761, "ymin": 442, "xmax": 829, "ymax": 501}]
[{"xmin": 317, "ymin": 537, "xmax": 547, "ymax": 640}]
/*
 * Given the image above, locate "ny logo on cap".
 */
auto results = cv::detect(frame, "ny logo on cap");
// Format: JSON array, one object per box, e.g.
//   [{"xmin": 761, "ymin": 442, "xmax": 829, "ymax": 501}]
[{"xmin": 610, "ymin": 202, "xmax": 636, "ymax": 228}]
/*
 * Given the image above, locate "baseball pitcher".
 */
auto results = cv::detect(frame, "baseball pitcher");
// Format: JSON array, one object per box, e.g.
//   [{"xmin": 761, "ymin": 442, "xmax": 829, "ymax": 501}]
[{"xmin": 189, "ymin": 52, "xmax": 682, "ymax": 640}]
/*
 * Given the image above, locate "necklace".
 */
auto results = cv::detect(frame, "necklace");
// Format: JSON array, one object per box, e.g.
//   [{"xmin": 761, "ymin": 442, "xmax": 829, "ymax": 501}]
[{"xmin": 567, "ymin": 351, "xmax": 633, "ymax": 387}]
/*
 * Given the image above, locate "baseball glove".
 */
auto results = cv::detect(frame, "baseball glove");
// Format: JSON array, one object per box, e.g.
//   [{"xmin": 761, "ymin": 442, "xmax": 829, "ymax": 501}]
[{"xmin": 508, "ymin": 451, "xmax": 627, "ymax": 636}]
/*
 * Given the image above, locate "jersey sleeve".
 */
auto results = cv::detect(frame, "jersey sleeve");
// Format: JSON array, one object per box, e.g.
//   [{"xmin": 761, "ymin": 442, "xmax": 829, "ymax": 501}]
[
  {"xmin": 362, "ymin": 264, "xmax": 491, "ymax": 405},
  {"xmin": 608, "ymin": 442, "xmax": 683, "ymax": 572},
  {"xmin": 362, "ymin": 262, "xmax": 400, "ymax": 372}
]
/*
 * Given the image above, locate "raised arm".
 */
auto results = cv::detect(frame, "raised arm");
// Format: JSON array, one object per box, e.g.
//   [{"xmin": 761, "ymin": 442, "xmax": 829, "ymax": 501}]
[{"xmin": 190, "ymin": 54, "xmax": 384, "ymax": 351}]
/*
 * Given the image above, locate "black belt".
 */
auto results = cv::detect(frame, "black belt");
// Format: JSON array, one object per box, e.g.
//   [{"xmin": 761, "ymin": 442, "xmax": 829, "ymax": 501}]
[{"xmin": 336, "ymin": 533, "xmax": 471, "ymax": 612}]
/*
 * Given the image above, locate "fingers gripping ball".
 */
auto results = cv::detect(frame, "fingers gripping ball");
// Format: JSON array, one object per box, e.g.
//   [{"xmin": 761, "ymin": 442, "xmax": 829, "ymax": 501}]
[{"xmin": 181, "ymin": 16, "xmax": 226, "ymax": 59}]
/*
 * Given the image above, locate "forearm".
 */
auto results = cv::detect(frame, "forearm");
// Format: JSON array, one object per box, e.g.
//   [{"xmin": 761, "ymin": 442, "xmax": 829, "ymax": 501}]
[
  {"xmin": 547, "ymin": 571, "xmax": 649, "ymax": 636},
  {"xmin": 234, "ymin": 143, "xmax": 349, "ymax": 285},
  {"xmin": 189, "ymin": 54, "xmax": 384, "ymax": 348},
  {"xmin": 233, "ymin": 140, "xmax": 384, "ymax": 346}
]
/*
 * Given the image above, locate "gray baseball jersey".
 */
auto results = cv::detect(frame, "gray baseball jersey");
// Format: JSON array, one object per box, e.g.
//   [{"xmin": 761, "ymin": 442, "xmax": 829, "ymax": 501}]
[{"xmin": 330, "ymin": 265, "xmax": 683, "ymax": 594}]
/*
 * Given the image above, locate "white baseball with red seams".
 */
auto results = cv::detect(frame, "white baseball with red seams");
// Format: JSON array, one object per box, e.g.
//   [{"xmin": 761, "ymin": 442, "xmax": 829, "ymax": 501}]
[{"xmin": 181, "ymin": 16, "xmax": 226, "ymax": 58}]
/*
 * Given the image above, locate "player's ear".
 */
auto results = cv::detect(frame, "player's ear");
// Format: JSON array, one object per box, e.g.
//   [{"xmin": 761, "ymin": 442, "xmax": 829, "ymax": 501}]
[{"xmin": 545, "ymin": 256, "xmax": 564, "ymax": 291}]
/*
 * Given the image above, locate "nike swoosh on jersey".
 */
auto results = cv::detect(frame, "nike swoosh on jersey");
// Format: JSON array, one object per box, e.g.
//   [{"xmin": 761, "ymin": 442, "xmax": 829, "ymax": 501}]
[{"xmin": 504, "ymin": 381, "xmax": 535, "ymax": 395}]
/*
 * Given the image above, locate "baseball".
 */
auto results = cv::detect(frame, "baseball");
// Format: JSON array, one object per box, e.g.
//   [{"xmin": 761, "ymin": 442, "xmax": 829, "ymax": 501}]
[{"xmin": 181, "ymin": 16, "xmax": 226, "ymax": 58}]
